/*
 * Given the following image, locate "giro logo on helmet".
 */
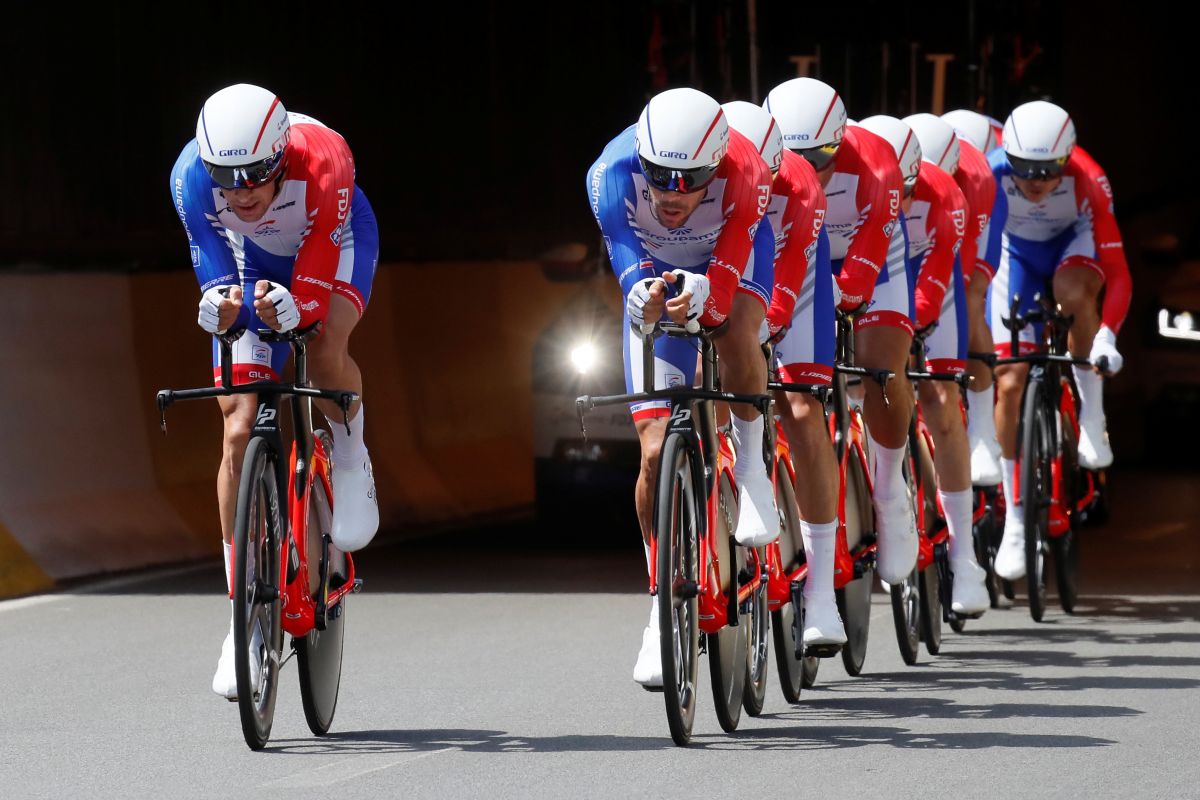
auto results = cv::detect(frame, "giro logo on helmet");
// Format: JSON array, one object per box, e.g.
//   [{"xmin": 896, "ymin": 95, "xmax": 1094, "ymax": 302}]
[{"xmin": 218, "ymin": 148, "xmax": 248, "ymax": 157}]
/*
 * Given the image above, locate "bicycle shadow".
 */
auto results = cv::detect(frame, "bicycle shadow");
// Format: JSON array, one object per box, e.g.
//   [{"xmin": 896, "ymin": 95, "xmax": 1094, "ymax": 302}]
[
  {"xmin": 958, "ymin": 625, "xmax": 1200, "ymax": 648},
  {"xmin": 759, "ymin": 694, "xmax": 1141, "ymax": 723},
  {"xmin": 262, "ymin": 724, "xmax": 1115, "ymax": 755},
  {"xmin": 814, "ymin": 668, "xmax": 1200, "ymax": 694},
  {"xmin": 938, "ymin": 649, "xmax": 1200, "ymax": 670}
]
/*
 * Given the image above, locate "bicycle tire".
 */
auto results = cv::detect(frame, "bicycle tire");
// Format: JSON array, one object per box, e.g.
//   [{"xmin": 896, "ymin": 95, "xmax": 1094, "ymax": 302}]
[
  {"xmin": 914, "ymin": 432, "xmax": 942, "ymax": 655},
  {"xmin": 233, "ymin": 436, "xmax": 285, "ymax": 751},
  {"xmin": 1055, "ymin": 391, "xmax": 1082, "ymax": 613},
  {"xmin": 1021, "ymin": 381, "xmax": 1051, "ymax": 623},
  {"xmin": 771, "ymin": 467, "xmax": 803, "ymax": 703},
  {"xmin": 656, "ymin": 432, "xmax": 701, "ymax": 747},
  {"xmin": 890, "ymin": 439, "xmax": 922, "ymax": 666},
  {"xmin": 973, "ymin": 488, "xmax": 1001, "ymax": 609},
  {"xmin": 708, "ymin": 473, "xmax": 747, "ymax": 733},
  {"xmin": 839, "ymin": 445, "xmax": 873, "ymax": 676},
  {"xmin": 742, "ymin": 546, "xmax": 769, "ymax": 716},
  {"xmin": 297, "ymin": 430, "xmax": 346, "ymax": 736}
]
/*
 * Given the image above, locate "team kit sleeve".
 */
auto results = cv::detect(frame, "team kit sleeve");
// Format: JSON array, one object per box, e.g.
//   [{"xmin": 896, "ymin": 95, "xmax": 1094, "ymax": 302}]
[
  {"xmin": 286, "ymin": 126, "xmax": 357, "ymax": 329},
  {"xmin": 703, "ymin": 134, "xmax": 772, "ymax": 327},
  {"xmin": 587, "ymin": 144, "xmax": 657, "ymax": 300},
  {"xmin": 1074, "ymin": 155, "xmax": 1132, "ymax": 333},
  {"xmin": 170, "ymin": 141, "xmax": 253, "ymax": 331},
  {"xmin": 913, "ymin": 173, "xmax": 967, "ymax": 330},
  {"xmin": 837, "ymin": 130, "xmax": 903, "ymax": 309},
  {"xmin": 956, "ymin": 143, "xmax": 997, "ymax": 283},
  {"xmin": 767, "ymin": 153, "xmax": 826, "ymax": 335}
]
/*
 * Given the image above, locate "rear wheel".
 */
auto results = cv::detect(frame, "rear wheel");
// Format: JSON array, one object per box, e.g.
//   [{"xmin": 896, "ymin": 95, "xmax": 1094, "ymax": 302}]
[
  {"xmin": 233, "ymin": 437, "xmax": 285, "ymax": 751},
  {"xmin": 708, "ymin": 474, "xmax": 747, "ymax": 733},
  {"xmin": 839, "ymin": 445, "xmax": 873, "ymax": 676},
  {"xmin": 1021, "ymin": 382, "xmax": 1052, "ymax": 623},
  {"xmin": 656, "ymin": 432, "xmax": 701, "ymax": 747},
  {"xmin": 742, "ymin": 548, "xmax": 769, "ymax": 716},
  {"xmin": 771, "ymin": 467, "xmax": 803, "ymax": 703},
  {"xmin": 297, "ymin": 430, "xmax": 346, "ymax": 736},
  {"xmin": 1055, "ymin": 393, "xmax": 1082, "ymax": 613},
  {"xmin": 890, "ymin": 436, "xmax": 922, "ymax": 665},
  {"xmin": 914, "ymin": 430, "xmax": 942, "ymax": 655}
]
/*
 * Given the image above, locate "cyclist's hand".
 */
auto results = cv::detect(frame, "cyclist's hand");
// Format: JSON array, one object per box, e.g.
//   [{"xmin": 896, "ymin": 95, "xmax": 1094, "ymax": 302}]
[
  {"xmin": 663, "ymin": 269, "xmax": 710, "ymax": 327},
  {"xmin": 1089, "ymin": 325, "xmax": 1123, "ymax": 375},
  {"xmin": 253, "ymin": 280, "xmax": 300, "ymax": 332},
  {"xmin": 627, "ymin": 277, "xmax": 666, "ymax": 329},
  {"xmin": 198, "ymin": 285, "xmax": 242, "ymax": 334}
]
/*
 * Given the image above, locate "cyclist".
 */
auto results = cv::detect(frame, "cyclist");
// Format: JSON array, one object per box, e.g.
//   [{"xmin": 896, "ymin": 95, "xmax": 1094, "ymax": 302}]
[
  {"xmin": 765, "ymin": 78, "xmax": 919, "ymax": 587},
  {"xmin": 863, "ymin": 114, "xmax": 989, "ymax": 614},
  {"xmin": 586, "ymin": 88, "xmax": 777, "ymax": 687},
  {"xmin": 170, "ymin": 84, "xmax": 380, "ymax": 698},
  {"xmin": 940, "ymin": 110, "xmax": 1004, "ymax": 484},
  {"xmin": 722, "ymin": 101, "xmax": 846, "ymax": 649},
  {"xmin": 942, "ymin": 109, "xmax": 1003, "ymax": 155},
  {"xmin": 982, "ymin": 100, "xmax": 1131, "ymax": 580}
]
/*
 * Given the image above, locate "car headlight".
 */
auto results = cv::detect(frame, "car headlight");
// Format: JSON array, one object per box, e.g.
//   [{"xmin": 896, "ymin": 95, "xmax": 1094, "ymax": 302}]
[
  {"xmin": 569, "ymin": 341, "xmax": 599, "ymax": 374},
  {"xmin": 1158, "ymin": 308, "xmax": 1200, "ymax": 341}
]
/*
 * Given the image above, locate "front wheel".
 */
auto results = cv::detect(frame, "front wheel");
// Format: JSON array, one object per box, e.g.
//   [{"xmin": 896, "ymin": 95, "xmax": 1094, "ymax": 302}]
[
  {"xmin": 297, "ymin": 430, "xmax": 346, "ymax": 736},
  {"xmin": 1021, "ymin": 382, "xmax": 1052, "ymax": 623},
  {"xmin": 233, "ymin": 436, "xmax": 285, "ymax": 751},
  {"xmin": 656, "ymin": 432, "xmax": 701, "ymax": 747},
  {"xmin": 770, "ymin": 464, "xmax": 803, "ymax": 704},
  {"xmin": 839, "ymin": 446, "xmax": 873, "ymax": 676}
]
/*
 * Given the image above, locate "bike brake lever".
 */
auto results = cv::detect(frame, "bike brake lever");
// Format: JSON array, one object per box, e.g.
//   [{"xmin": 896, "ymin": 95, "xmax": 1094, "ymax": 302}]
[
  {"xmin": 575, "ymin": 397, "xmax": 590, "ymax": 441},
  {"xmin": 156, "ymin": 390, "xmax": 172, "ymax": 434}
]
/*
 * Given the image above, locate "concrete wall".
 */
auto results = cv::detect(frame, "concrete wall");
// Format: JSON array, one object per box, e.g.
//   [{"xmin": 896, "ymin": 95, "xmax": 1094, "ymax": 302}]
[{"xmin": 0, "ymin": 263, "xmax": 593, "ymax": 597}]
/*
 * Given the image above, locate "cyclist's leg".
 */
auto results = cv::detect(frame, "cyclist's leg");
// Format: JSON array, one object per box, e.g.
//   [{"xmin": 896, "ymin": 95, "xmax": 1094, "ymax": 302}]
[
  {"xmin": 715, "ymin": 221, "xmax": 778, "ymax": 547},
  {"xmin": 775, "ymin": 234, "xmax": 843, "ymax": 644},
  {"xmin": 623, "ymin": 297, "xmax": 697, "ymax": 687},
  {"xmin": 920, "ymin": 265, "xmax": 988, "ymax": 613},
  {"xmin": 1053, "ymin": 255, "xmax": 1110, "ymax": 467},
  {"xmin": 213, "ymin": 392, "xmax": 259, "ymax": 698},
  {"xmin": 309, "ymin": 190, "xmax": 379, "ymax": 552},
  {"xmin": 847, "ymin": 226, "xmax": 917, "ymax": 583},
  {"xmin": 965, "ymin": 261, "xmax": 1002, "ymax": 484},
  {"xmin": 988, "ymin": 243, "xmax": 1046, "ymax": 579}
]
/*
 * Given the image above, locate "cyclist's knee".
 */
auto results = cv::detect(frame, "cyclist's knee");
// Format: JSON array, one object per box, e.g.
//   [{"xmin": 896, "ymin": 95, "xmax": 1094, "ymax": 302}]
[{"xmin": 995, "ymin": 366, "xmax": 1026, "ymax": 403}]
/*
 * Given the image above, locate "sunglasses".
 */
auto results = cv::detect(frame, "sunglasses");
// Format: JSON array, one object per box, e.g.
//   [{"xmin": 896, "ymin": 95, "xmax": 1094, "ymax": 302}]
[
  {"xmin": 638, "ymin": 155, "xmax": 721, "ymax": 193},
  {"xmin": 1007, "ymin": 153, "xmax": 1068, "ymax": 180},
  {"xmin": 204, "ymin": 149, "xmax": 286, "ymax": 190},
  {"xmin": 791, "ymin": 141, "xmax": 840, "ymax": 171}
]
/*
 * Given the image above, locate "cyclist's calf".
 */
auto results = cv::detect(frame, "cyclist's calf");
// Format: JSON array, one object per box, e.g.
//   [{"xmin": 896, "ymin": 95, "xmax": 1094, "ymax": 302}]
[
  {"xmin": 713, "ymin": 294, "xmax": 768, "ymax": 420},
  {"xmin": 994, "ymin": 362, "xmax": 1030, "ymax": 458}
]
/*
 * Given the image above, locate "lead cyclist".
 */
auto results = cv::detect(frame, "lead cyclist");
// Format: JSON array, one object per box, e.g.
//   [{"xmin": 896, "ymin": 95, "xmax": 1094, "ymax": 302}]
[{"xmin": 170, "ymin": 84, "xmax": 380, "ymax": 699}]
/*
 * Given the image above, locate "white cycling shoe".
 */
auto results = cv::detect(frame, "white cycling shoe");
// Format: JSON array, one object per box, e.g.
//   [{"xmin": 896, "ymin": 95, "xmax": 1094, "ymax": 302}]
[
  {"xmin": 802, "ymin": 593, "xmax": 847, "ymax": 651},
  {"xmin": 212, "ymin": 627, "xmax": 261, "ymax": 700},
  {"xmin": 1077, "ymin": 416, "xmax": 1114, "ymax": 470},
  {"xmin": 969, "ymin": 435, "xmax": 1003, "ymax": 486},
  {"xmin": 994, "ymin": 519, "xmax": 1027, "ymax": 581},
  {"xmin": 874, "ymin": 491, "xmax": 918, "ymax": 584},
  {"xmin": 734, "ymin": 469, "xmax": 780, "ymax": 547},
  {"xmin": 331, "ymin": 456, "xmax": 379, "ymax": 552},
  {"xmin": 951, "ymin": 558, "xmax": 990, "ymax": 615},
  {"xmin": 633, "ymin": 624, "xmax": 663, "ymax": 688}
]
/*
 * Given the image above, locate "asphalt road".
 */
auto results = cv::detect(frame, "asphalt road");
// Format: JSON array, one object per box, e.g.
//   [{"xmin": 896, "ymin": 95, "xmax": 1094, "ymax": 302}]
[{"xmin": 1, "ymin": 469, "xmax": 1197, "ymax": 800}]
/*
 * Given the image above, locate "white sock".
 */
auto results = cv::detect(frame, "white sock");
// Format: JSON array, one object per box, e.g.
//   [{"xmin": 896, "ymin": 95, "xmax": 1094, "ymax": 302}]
[
  {"xmin": 800, "ymin": 519, "xmax": 838, "ymax": 597},
  {"xmin": 223, "ymin": 542, "xmax": 235, "ymax": 634},
  {"xmin": 1072, "ymin": 365, "xmax": 1104, "ymax": 426},
  {"xmin": 647, "ymin": 593, "xmax": 659, "ymax": 628},
  {"xmin": 966, "ymin": 388, "xmax": 996, "ymax": 441},
  {"xmin": 939, "ymin": 489, "xmax": 975, "ymax": 562},
  {"xmin": 1001, "ymin": 457, "xmax": 1021, "ymax": 526},
  {"xmin": 326, "ymin": 403, "xmax": 368, "ymax": 470},
  {"xmin": 733, "ymin": 414, "xmax": 765, "ymax": 480},
  {"xmin": 873, "ymin": 441, "xmax": 907, "ymax": 500}
]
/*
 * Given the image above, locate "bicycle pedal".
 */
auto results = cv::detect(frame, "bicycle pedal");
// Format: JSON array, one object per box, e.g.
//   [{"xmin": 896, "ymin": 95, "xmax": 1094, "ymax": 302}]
[{"xmin": 804, "ymin": 643, "xmax": 842, "ymax": 659}]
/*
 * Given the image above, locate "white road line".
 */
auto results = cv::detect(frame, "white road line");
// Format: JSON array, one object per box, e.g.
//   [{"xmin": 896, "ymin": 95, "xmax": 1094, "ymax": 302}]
[
  {"xmin": 0, "ymin": 562, "xmax": 212, "ymax": 614},
  {"xmin": 260, "ymin": 747, "xmax": 457, "ymax": 789}
]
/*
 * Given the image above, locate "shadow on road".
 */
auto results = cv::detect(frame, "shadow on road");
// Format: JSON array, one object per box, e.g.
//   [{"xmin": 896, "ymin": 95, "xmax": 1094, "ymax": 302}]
[{"xmin": 262, "ymin": 724, "xmax": 1115, "ymax": 754}]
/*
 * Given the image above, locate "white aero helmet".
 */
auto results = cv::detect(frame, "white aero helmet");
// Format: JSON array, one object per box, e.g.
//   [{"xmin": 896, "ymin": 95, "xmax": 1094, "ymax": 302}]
[
  {"xmin": 635, "ymin": 88, "xmax": 728, "ymax": 192},
  {"xmin": 903, "ymin": 113, "xmax": 960, "ymax": 175},
  {"xmin": 764, "ymin": 77, "xmax": 846, "ymax": 170},
  {"xmin": 721, "ymin": 100, "xmax": 783, "ymax": 173},
  {"xmin": 941, "ymin": 109, "xmax": 1003, "ymax": 154},
  {"xmin": 196, "ymin": 84, "xmax": 291, "ymax": 189},
  {"xmin": 857, "ymin": 115, "xmax": 922, "ymax": 194},
  {"xmin": 1002, "ymin": 100, "xmax": 1076, "ymax": 179}
]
